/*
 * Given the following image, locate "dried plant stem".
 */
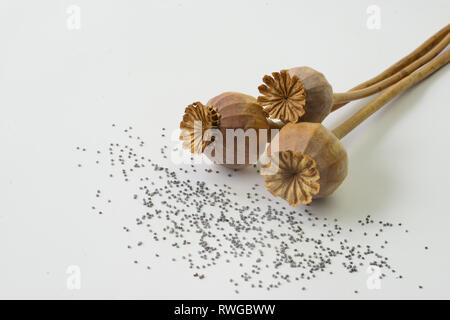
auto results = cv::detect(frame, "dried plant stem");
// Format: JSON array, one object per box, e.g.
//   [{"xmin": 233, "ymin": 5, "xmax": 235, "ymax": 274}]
[
  {"xmin": 332, "ymin": 49, "xmax": 450, "ymax": 140},
  {"xmin": 332, "ymin": 33, "xmax": 450, "ymax": 105},
  {"xmin": 331, "ymin": 24, "xmax": 449, "ymax": 111}
]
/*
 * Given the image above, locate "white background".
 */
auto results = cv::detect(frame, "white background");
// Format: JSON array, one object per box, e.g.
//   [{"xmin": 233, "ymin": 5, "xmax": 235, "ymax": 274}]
[{"xmin": 0, "ymin": 0, "xmax": 449, "ymax": 299}]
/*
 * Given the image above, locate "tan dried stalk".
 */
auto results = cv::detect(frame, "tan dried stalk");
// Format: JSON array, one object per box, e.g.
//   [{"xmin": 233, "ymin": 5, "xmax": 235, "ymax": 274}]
[
  {"xmin": 258, "ymin": 25, "xmax": 450, "ymax": 123},
  {"xmin": 332, "ymin": 24, "xmax": 450, "ymax": 112}
]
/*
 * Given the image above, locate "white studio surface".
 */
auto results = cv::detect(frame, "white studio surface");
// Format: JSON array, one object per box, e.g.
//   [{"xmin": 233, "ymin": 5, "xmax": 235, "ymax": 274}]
[{"xmin": 0, "ymin": 0, "xmax": 449, "ymax": 299}]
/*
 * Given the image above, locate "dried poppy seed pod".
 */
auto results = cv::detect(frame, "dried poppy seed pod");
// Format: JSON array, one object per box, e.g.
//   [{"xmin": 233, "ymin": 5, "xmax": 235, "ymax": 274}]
[
  {"xmin": 180, "ymin": 102, "xmax": 220, "ymax": 154},
  {"xmin": 257, "ymin": 67, "xmax": 334, "ymax": 123},
  {"xmin": 180, "ymin": 92, "xmax": 275, "ymax": 169},
  {"xmin": 258, "ymin": 31, "xmax": 450, "ymax": 124},
  {"xmin": 264, "ymin": 122, "xmax": 348, "ymax": 205},
  {"xmin": 286, "ymin": 67, "xmax": 333, "ymax": 123}
]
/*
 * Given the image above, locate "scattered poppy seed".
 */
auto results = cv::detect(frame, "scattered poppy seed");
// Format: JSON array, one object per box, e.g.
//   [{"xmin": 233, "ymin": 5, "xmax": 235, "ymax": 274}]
[{"xmin": 78, "ymin": 124, "xmax": 421, "ymax": 295}]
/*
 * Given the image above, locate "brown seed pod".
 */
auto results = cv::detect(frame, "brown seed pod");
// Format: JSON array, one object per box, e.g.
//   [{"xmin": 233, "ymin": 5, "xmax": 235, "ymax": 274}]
[
  {"xmin": 264, "ymin": 122, "xmax": 348, "ymax": 206},
  {"xmin": 258, "ymin": 25, "xmax": 450, "ymax": 123},
  {"xmin": 179, "ymin": 102, "xmax": 220, "ymax": 154},
  {"xmin": 258, "ymin": 67, "xmax": 333, "ymax": 123},
  {"xmin": 263, "ymin": 48, "xmax": 450, "ymax": 206},
  {"xmin": 180, "ymin": 92, "xmax": 276, "ymax": 169}
]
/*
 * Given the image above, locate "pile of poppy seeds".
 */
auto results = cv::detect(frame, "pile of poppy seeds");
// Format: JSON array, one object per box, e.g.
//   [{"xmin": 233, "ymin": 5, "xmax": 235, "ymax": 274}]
[{"xmin": 76, "ymin": 124, "xmax": 425, "ymax": 294}]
